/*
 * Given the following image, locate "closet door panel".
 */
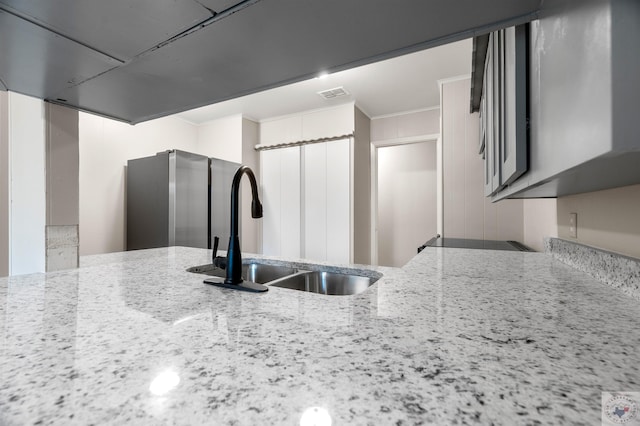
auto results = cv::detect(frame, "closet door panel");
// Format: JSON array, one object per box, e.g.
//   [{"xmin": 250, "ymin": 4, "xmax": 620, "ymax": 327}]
[
  {"xmin": 303, "ymin": 143, "xmax": 327, "ymax": 261},
  {"xmin": 280, "ymin": 146, "xmax": 301, "ymax": 258},
  {"xmin": 261, "ymin": 146, "xmax": 300, "ymax": 257},
  {"xmin": 325, "ymin": 139, "xmax": 351, "ymax": 264},
  {"xmin": 261, "ymin": 149, "xmax": 282, "ymax": 256}
]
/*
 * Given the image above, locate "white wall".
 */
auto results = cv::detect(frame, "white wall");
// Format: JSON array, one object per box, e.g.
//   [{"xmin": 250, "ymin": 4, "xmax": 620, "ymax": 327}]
[
  {"xmin": 441, "ymin": 77, "xmax": 524, "ymax": 243},
  {"xmin": 557, "ymin": 184, "xmax": 640, "ymax": 259},
  {"xmin": 196, "ymin": 114, "xmax": 242, "ymax": 162},
  {"xmin": 377, "ymin": 141, "xmax": 437, "ymax": 267},
  {"xmin": 8, "ymin": 93, "xmax": 46, "ymax": 274},
  {"xmin": 523, "ymin": 199, "xmax": 558, "ymax": 252},
  {"xmin": 79, "ymin": 113, "xmax": 198, "ymax": 255}
]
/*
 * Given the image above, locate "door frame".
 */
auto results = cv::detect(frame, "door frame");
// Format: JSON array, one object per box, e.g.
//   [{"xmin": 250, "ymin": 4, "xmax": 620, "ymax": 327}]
[{"xmin": 370, "ymin": 133, "xmax": 442, "ymax": 265}]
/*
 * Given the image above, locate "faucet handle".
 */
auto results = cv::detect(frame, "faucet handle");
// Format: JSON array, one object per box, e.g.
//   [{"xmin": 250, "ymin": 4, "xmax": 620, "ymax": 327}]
[
  {"xmin": 212, "ymin": 236, "xmax": 227, "ymax": 269},
  {"xmin": 212, "ymin": 236, "xmax": 219, "ymax": 264}
]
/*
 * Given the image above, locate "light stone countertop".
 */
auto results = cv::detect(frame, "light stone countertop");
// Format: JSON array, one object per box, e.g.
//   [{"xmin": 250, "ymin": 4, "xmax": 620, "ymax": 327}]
[{"xmin": 0, "ymin": 246, "xmax": 638, "ymax": 425}]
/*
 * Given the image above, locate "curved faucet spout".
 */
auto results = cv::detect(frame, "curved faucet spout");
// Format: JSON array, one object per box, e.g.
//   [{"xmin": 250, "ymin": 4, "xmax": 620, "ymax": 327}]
[
  {"xmin": 229, "ymin": 166, "xmax": 262, "ymax": 237},
  {"xmin": 224, "ymin": 166, "xmax": 264, "ymax": 289}
]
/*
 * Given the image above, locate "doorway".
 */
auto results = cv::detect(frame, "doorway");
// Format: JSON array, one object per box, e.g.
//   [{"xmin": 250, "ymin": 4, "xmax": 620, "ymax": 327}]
[{"xmin": 374, "ymin": 139, "xmax": 438, "ymax": 267}]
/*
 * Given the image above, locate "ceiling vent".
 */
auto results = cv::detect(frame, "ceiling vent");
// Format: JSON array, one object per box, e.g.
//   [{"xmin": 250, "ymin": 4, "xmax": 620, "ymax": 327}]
[{"xmin": 317, "ymin": 86, "xmax": 350, "ymax": 100}]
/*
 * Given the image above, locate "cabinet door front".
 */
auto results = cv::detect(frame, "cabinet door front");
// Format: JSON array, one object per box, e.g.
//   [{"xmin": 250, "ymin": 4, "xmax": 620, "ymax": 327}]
[
  {"xmin": 303, "ymin": 139, "xmax": 351, "ymax": 263},
  {"xmin": 501, "ymin": 25, "xmax": 528, "ymax": 186},
  {"xmin": 325, "ymin": 139, "xmax": 350, "ymax": 264},
  {"xmin": 483, "ymin": 33, "xmax": 495, "ymax": 197},
  {"xmin": 491, "ymin": 29, "xmax": 503, "ymax": 194},
  {"xmin": 261, "ymin": 146, "xmax": 301, "ymax": 258},
  {"xmin": 303, "ymin": 143, "xmax": 328, "ymax": 261}
]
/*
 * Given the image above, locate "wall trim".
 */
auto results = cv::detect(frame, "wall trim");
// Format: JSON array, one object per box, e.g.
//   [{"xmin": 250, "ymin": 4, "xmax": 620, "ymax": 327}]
[
  {"xmin": 371, "ymin": 133, "xmax": 440, "ymax": 147},
  {"xmin": 370, "ymin": 105, "xmax": 440, "ymax": 120},
  {"xmin": 437, "ymin": 74, "xmax": 472, "ymax": 86}
]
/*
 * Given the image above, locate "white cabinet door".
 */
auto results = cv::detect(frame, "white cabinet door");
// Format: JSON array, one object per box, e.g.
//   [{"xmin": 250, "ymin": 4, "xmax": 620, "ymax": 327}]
[
  {"xmin": 261, "ymin": 149, "xmax": 281, "ymax": 256},
  {"xmin": 325, "ymin": 139, "xmax": 351, "ymax": 264},
  {"xmin": 262, "ymin": 139, "xmax": 351, "ymax": 264},
  {"xmin": 261, "ymin": 147, "xmax": 300, "ymax": 257},
  {"xmin": 303, "ymin": 139, "xmax": 351, "ymax": 263},
  {"xmin": 303, "ymin": 143, "xmax": 327, "ymax": 261}
]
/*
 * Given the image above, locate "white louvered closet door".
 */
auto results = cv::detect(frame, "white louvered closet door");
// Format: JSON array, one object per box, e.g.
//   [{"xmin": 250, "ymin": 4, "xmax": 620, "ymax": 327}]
[
  {"xmin": 303, "ymin": 139, "xmax": 351, "ymax": 264},
  {"xmin": 260, "ymin": 146, "xmax": 301, "ymax": 258}
]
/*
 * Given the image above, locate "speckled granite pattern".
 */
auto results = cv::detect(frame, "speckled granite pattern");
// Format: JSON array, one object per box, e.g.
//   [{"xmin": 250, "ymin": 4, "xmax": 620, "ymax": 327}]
[
  {"xmin": 545, "ymin": 237, "xmax": 640, "ymax": 300},
  {"xmin": 1, "ymin": 246, "xmax": 639, "ymax": 425}
]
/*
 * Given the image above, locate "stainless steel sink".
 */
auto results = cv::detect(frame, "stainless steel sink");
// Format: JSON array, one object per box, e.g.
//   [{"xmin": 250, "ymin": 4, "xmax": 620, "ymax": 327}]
[
  {"xmin": 267, "ymin": 270, "xmax": 376, "ymax": 296},
  {"xmin": 187, "ymin": 262, "xmax": 298, "ymax": 284},
  {"xmin": 190, "ymin": 261, "xmax": 381, "ymax": 295}
]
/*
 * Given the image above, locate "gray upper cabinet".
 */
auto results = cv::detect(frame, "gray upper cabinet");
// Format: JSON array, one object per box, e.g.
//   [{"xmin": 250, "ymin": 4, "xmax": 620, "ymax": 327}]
[
  {"xmin": 479, "ymin": 26, "xmax": 528, "ymax": 197},
  {"xmin": 475, "ymin": 0, "xmax": 640, "ymax": 200}
]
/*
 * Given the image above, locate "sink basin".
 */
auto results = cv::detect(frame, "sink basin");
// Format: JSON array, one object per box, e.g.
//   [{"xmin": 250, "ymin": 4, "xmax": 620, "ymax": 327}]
[
  {"xmin": 244, "ymin": 263, "xmax": 299, "ymax": 283},
  {"xmin": 190, "ymin": 260, "xmax": 381, "ymax": 295},
  {"xmin": 267, "ymin": 270, "xmax": 375, "ymax": 296},
  {"xmin": 187, "ymin": 262, "xmax": 298, "ymax": 284}
]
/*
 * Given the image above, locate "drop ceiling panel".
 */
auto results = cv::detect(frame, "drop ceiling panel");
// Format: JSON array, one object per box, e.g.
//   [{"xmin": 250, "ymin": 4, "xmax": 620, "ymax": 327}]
[
  {"xmin": 50, "ymin": 0, "xmax": 541, "ymax": 123},
  {"xmin": 0, "ymin": 0, "xmax": 212, "ymax": 60},
  {"xmin": 0, "ymin": 10, "xmax": 122, "ymax": 99}
]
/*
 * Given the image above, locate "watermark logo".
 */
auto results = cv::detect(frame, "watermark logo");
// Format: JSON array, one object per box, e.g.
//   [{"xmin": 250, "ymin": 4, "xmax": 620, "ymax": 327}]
[{"xmin": 603, "ymin": 392, "xmax": 639, "ymax": 425}]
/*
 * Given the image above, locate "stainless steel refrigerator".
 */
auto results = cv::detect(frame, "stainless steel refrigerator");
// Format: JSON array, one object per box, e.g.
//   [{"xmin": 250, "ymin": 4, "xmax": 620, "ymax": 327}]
[{"xmin": 126, "ymin": 150, "xmax": 239, "ymax": 251}]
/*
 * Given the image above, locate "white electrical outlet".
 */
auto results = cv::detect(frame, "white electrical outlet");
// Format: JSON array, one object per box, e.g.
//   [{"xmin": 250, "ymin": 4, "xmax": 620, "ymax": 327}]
[{"xmin": 569, "ymin": 213, "xmax": 577, "ymax": 238}]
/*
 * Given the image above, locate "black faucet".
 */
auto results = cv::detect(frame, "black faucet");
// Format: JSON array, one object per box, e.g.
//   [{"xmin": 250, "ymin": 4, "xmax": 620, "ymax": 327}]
[{"xmin": 206, "ymin": 165, "xmax": 267, "ymax": 293}]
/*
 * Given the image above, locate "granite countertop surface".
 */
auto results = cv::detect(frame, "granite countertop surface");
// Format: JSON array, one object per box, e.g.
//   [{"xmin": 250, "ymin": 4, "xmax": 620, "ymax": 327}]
[{"xmin": 0, "ymin": 246, "xmax": 638, "ymax": 425}]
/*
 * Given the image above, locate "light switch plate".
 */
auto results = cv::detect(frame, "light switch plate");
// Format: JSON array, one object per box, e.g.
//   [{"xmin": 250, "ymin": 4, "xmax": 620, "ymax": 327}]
[{"xmin": 569, "ymin": 213, "xmax": 577, "ymax": 238}]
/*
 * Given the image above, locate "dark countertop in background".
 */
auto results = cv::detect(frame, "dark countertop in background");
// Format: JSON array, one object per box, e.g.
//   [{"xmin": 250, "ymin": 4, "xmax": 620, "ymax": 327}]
[{"xmin": 419, "ymin": 236, "xmax": 531, "ymax": 252}]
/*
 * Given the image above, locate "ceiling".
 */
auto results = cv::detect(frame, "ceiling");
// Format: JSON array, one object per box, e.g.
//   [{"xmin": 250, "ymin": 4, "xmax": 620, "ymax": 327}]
[
  {"xmin": 175, "ymin": 39, "xmax": 472, "ymax": 124},
  {"xmin": 0, "ymin": 0, "xmax": 541, "ymax": 124}
]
